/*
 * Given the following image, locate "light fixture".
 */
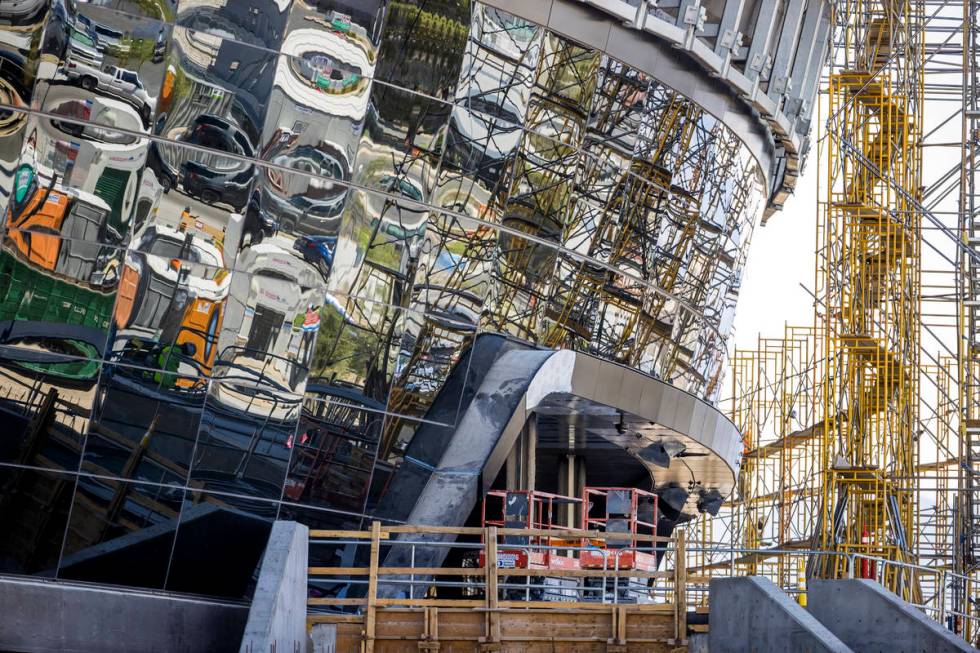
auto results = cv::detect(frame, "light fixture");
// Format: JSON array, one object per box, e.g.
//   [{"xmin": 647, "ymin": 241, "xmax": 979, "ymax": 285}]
[{"xmin": 697, "ymin": 488, "xmax": 724, "ymax": 516}]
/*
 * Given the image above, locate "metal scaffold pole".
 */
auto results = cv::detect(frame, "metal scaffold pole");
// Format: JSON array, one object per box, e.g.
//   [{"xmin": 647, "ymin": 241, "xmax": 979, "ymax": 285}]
[
  {"xmin": 812, "ymin": 0, "xmax": 924, "ymax": 598},
  {"xmin": 956, "ymin": 0, "xmax": 980, "ymax": 626}
]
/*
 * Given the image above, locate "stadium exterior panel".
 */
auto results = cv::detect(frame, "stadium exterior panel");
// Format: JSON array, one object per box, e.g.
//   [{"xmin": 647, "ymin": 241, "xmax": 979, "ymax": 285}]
[{"xmin": 0, "ymin": 0, "xmax": 826, "ymax": 597}]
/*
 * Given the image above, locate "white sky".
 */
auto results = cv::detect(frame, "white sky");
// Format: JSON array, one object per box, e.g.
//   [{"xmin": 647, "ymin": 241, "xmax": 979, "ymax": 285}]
[{"xmin": 732, "ymin": 156, "xmax": 819, "ymax": 349}]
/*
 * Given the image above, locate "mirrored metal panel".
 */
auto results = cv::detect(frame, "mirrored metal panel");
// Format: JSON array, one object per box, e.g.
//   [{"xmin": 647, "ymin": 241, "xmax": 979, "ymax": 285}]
[
  {"xmin": 166, "ymin": 488, "xmax": 274, "ymax": 596},
  {"xmin": 59, "ymin": 476, "xmax": 182, "ymax": 588},
  {"xmin": 376, "ymin": 0, "xmax": 470, "ymax": 100},
  {"xmin": 0, "ymin": 0, "xmax": 772, "ymax": 598},
  {"xmin": 0, "ymin": 467, "xmax": 78, "ymax": 576}
]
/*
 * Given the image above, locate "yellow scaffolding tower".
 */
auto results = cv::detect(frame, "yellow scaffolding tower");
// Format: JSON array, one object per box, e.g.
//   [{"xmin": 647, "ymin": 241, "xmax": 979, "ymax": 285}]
[{"xmin": 814, "ymin": 0, "xmax": 923, "ymax": 598}]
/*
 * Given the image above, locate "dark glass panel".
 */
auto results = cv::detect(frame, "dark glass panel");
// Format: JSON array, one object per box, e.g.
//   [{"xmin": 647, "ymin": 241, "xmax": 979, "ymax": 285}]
[
  {"xmin": 59, "ymin": 476, "xmax": 183, "ymax": 588},
  {"xmin": 166, "ymin": 488, "xmax": 274, "ymax": 597},
  {"xmin": 0, "ymin": 465, "xmax": 75, "ymax": 576}
]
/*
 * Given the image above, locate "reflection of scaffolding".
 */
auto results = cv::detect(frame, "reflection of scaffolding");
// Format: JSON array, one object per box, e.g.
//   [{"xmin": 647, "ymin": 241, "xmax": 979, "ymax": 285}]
[
  {"xmin": 486, "ymin": 33, "xmax": 599, "ymax": 340},
  {"xmin": 538, "ymin": 60, "xmax": 757, "ymax": 397}
]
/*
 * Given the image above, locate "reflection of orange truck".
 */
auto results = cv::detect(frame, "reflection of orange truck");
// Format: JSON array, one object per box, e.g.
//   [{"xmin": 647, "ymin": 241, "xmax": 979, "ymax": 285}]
[
  {"xmin": 114, "ymin": 225, "xmax": 229, "ymax": 384},
  {"xmin": 6, "ymin": 185, "xmax": 112, "ymax": 273}
]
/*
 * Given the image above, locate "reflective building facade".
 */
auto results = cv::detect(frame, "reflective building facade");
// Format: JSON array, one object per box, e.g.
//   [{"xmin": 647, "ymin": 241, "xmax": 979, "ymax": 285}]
[{"xmin": 0, "ymin": 0, "xmax": 827, "ymax": 596}]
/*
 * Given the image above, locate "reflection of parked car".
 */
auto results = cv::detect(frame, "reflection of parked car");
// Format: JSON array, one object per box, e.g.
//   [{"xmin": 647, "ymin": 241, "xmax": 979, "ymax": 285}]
[
  {"xmin": 243, "ymin": 191, "xmax": 277, "ymax": 245},
  {"xmin": 63, "ymin": 60, "xmax": 154, "ymax": 124},
  {"xmin": 66, "ymin": 24, "xmax": 102, "ymax": 67},
  {"xmin": 76, "ymin": 14, "xmax": 124, "ymax": 53},
  {"xmin": 293, "ymin": 235, "xmax": 335, "ymax": 274},
  {"xmin": 0, "ymin": 0, "xmax": 46, "ymax": 23},
  {"xmin": 374, "ymin": 174, "xmax": 427, "ymax": 239},
  {"xmin": 184, "ymin": 114, "xmax": 255, "ymax": 161},
  {"xmin": 444, "ymin": 92, "xmax": 522, "ymax": 185},
  {"xmin": 178, "ymin": 115, "xmax": 255, "ymax": 209},
  {"xmin": 145, "ymin": 139, "xmax": 177, "ymax": 191},
  {"xmin": 258, "ymin": 181, "xmax": 345, "ymax": 235},
  {"xmin": 181, "ymin": 162, "xmax": 253, "ymax": 211},
  {"xmin": 40, "ymin": 0, "xmax": 72, "ymax": 60},
  {"xmin": 151, "ymin": 28, "xmax": 166, "ymax": 63}
]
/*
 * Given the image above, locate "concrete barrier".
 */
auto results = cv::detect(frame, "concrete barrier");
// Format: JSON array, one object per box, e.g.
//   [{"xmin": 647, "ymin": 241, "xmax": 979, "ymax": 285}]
[
  {"xmin": 239, "ymin": 521, "xmax": 309, "ymax": 653},
  {"xmin": 0, "ymin": 574, "xmax": 248, "ymax": 652},
  {"xmin": 808, "ymin": 579, "xmax": 979, "ymax": 653},
  {"xmin": 709, "ymin": 576, "xmax": 854, "ymax": 653}
]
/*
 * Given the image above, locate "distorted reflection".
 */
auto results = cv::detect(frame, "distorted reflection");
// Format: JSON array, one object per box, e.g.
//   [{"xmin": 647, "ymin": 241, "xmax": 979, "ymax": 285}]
[{"xmin": 0, "ymin": 0, "xmax": 767, "ymax": 595}]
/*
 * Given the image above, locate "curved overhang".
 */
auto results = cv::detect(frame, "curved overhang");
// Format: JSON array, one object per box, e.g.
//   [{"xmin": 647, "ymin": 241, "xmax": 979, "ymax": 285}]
[
  {"xmin": 483, "ymin": 349, "xmax": 741, "ymax": 516},
  {"xmin": 479, "ymin": 0, "xmax": 830, "ymax": 220}
]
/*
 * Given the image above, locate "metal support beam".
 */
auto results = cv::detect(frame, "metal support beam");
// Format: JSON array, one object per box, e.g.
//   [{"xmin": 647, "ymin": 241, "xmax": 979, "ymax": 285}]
[{"xmin": 767, "ymin": 0, "xmax": 808, "ymax": 101}]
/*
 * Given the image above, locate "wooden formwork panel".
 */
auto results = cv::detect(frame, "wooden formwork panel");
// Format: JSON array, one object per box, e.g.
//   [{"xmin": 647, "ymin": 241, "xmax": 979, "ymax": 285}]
[{"xmin": 322, "ymin": 608, "xmax": 683, "ymax": 652}]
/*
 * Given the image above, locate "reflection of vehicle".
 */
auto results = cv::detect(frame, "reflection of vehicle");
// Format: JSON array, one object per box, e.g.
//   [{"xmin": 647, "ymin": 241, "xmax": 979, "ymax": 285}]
[
  {"xmin": 444, "ymin": 96, "xmax": 522, "ymax": 185},
  {"xmin": 293, "ymin": 235, "xmax": 335, "ymax": 273},
  {"xmin": 374, "ymin": 174, "xmax": 427, "ymax": 239},
  {"xmin": 114, "ymin": 224, "xmax": 228, "ymax": 384},
  {"xmin": 63, "ymin": 61, "xmax": 154, "ymax": 123},
  {"xmin": 6, "ymin": 181, "xmax": 117, "ymax": 275},
  {"xmin": 181, "ymin": 162, "xmax": 253, "ymax": 211},
  {"xmin": 145, "ymin": 140, "xmax": 177, "ymax": 191},
  {"xmin": 183, "ymin": 114, "xmax": 255, "ymax": 162},
  {"xmin": 40, "ymin": 0, "xmax": 71, "ymax": 59},
  {"xmin": 151, "ymin": 28, "xmax": 166, "ymax": 62},
  {"xmin": 243, "ymin": 191, "xmax": 277, "ymax": 245},
  {"xmin": 39, "ymin": 91, "xmax": 148, "ymax": 236},
  {"xmin": 0, "ymin": 0, "xmax": 46, "ymax": 22},
  {"xmin": 378, "ymin": 175, "xmax": 422, "ymax": 202},
  {"xmin": 76, "ymin": 14, "xmax": 124, "ymax": 53},
  {"xmin": 178, "ymin": 115, "xmax": 256, "ymax": 209},
  {"xmin": 260, "ymin": 179, "xmax": 346, "ymax": 233},
  {"xmin": 66, "ymin": 25, "xmax": 102, "ymax": 67},
  {"xmin": 0, "ymin": 178, "xmax": 119, "ymax": 376}
]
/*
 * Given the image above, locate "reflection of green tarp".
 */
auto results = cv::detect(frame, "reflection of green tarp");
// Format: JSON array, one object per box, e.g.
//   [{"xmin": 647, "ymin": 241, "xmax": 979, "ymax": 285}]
[
  {"xmin": 93, "ymin": 167, "xmax": 131, "ymax": 234},
  {"xmin": 0, "ymin": 251, "xmax": 114, "ymax": 329},
  {"xmin": 18, "ymin": 339, "xmax": 101, "ymax": 381}
]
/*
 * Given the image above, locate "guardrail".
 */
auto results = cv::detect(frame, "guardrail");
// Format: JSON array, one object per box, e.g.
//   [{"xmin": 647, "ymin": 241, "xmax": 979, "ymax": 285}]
[
  {"xmin": 302, "ymin": 525, "xmax": 980, "ymax": 648},
  {"xmin": 306, "ymin": 523, "xmax": 703, "ymax": 650}
]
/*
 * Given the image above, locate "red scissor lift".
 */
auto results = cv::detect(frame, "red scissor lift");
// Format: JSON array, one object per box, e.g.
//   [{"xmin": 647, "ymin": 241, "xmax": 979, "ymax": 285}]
[
  {"xmin": 479, "ymin": 489, "xmax": 583, "ymax": 570},
  {"xmin": 475, "ymin": 487, "xmax": 660, "ymax": 602},
  {"xmin": 580, "ymin": 487, "xmax": 659, "ymax": 602},
  {"xmin": 478, "ymin": 490, "xmax": 582, "ymax": 600},
  {"xmin": 580, "ymin": 487, "xmax": 659, "ymax": 571}
]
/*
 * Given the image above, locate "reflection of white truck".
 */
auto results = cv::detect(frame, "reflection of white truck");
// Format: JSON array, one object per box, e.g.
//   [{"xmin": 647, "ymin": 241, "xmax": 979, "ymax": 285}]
[{"xmin": 63, "ymin": 60, "xmax": 154, "ymax": 122}]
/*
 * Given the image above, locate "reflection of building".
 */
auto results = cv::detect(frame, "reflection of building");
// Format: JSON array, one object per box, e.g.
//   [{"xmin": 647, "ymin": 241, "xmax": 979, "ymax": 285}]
[{"xmin": 0, "ymin": 0, "xmax": 828, "ymax": 606}]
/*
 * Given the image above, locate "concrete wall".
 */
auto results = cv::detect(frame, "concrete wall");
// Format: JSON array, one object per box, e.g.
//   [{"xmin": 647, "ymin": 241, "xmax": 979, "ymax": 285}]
[
  {"xmin": 709, "ymin": 576, "xmax": 853, "ymax": 653},
  {"xmin": 808, "ymin": 579, "xmax": 979, "ymax": 653},
  {"xmin": 238, "ymin": 521, "xmax": 309, "ymax": 653},
  {"xmin": 0, "ymin": 574, "xmax": 248, "ymax": 652}
]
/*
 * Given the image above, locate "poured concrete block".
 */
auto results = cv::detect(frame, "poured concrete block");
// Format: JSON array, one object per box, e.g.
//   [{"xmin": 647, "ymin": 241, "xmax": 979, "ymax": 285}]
[
  {"xmin": 239, "ymin": 521, "xmax": 309, "ymax": 653},
  {"xmin": 808, "ymin": 579, "xmax": 978, "ymax": 653},
  {"xmin": 709, "ymin": 576, "xmax": 853, "ymax": 653}
]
